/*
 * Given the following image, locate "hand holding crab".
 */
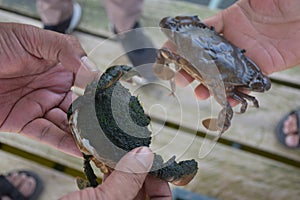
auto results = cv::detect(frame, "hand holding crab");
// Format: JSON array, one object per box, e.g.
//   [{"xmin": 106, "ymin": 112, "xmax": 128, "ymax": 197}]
[
  {"xmin": 166, "ymin": 0, "xmax": 300, "ymax": 101},
  {"xmin": 156, "ymin": 0, "xmax": 300, "ymax": 133},
  {"xmin": 61, "ymin": 147, "xmax": 172, "ymax": 200},
  {"xmin": 0, "ymin": 23, "xmax": 91, "ymax": 156},
  {"xmin": 0, "ymin": 23, "xmax": 171, "ymax": 200},
  {"xmin": 155, "ymin": 15, "xmax": 271, "ymax": 134}
]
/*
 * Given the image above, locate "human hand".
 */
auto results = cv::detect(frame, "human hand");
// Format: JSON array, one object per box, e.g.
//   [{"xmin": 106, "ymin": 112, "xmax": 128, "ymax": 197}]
[
  {"xmin": 164, "ymin": 0, "xmax": 300, "ymax": 101},
  {"xmin": 0, "ymin": 23, "xmax": 97, "ymax": 156},
  {"xmin": 60, "ymin": 147, "xmax": 172, "ymax": 200}
]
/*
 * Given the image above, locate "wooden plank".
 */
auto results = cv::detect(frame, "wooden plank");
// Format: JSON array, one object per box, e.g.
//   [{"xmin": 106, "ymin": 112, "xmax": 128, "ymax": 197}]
[
  {"xmin": 150, "ymin": 122, "xmax": 300, "ymax": 200},
  {"xmin": 2, "ymin": 123, "xmax": 299, "ymax": 199},
  {"xmin": 270, "ymin": 67, "xmax": 300, "ymax": 87},
  {"xmin": 0, "ymin": 132, "xmax": 83, "ymax": 171},
  {"xmin": 0, "ymin": 150, "xmax": 77, "ymax": 200},
  {"xmin": 1, "ymin": 121, "xmax": 299, "ymax": 199},
  {"xmin": 0, "ymin": 123, "xmax": 300, "ymax": 199}
]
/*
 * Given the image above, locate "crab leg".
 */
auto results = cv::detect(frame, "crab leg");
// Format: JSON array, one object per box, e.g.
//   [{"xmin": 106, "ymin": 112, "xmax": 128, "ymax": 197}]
[
  {"xmin": 155, "ymin": 48, "xmax": 203, "ymax": 81},
  {"xmin": 219, "ymin": 102, "xmax": 234, "ymax": 133},
  {"xmin": 230, "ymin": 91, "xmax": 248, "ymax": 113},
  {"xmin": 208, "ymin": 82, "xmax": 234, "ymax": 133},
  {"xmin": 153, "ymin": 48, "xmax": 204, "ymax": 94},
  {"xmin": 83, "ymin": 154, "xmax": 99, "ymax": 188},
  {"xmin": 231, "ymin": 90, "xmax": 259, "ymax": 113}
]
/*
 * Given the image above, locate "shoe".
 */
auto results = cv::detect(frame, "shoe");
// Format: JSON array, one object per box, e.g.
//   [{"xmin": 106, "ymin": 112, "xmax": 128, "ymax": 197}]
[
  {"xmin": 0, "ymin": 170, "xmax": 44, "ymax": 200},
  {"xmin": 275, "ymin": 109, "xmax": 300, "ymax": 148},
  {"xmin": 114, "ymin": 22, "xmax": 159, "ymax": 82},
  {"xmin": 44, "ymin": 2, "xmax": 82, "ymax": 34}
]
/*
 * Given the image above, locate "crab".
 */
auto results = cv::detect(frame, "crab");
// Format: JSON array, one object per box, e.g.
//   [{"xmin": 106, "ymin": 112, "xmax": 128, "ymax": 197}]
[
  {"xmin": 153, "ymin": 15, "xmax": 271, "ymax": 134},
  {"xmin": 67, "ymin": 65, "xmax": 198, "ymax": 189}
]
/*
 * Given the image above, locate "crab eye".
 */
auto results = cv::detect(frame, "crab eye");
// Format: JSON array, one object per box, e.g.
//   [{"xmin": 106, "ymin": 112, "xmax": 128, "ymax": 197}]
[
  {"xmin": 250, "ymin": 75, "xmax": 271, "ymax": 92},
  {"xmin": 250, "ymin": 81, "xmax": 263, "ymax": 91},
  {"xmin": 262, "ymin": 76, "xmax": 271, "ymax": 90}
]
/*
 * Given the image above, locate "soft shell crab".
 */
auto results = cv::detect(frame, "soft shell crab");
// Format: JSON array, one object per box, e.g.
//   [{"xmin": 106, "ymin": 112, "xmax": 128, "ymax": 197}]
[
  {"xmin": 68, "ymin": 65, "xmax": 198, "ymax": 188},
  {"xmin": 153, "ymin": 16, "xmax": 271, "ymax": 133}
]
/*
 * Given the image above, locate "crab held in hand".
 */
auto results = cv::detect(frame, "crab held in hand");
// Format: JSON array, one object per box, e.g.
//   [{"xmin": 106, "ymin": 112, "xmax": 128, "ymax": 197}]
[
  {"xmin": 67, "ymin": 65, "xmax": 198, "ymax": 189},
  {"xmin": 153, "ymin": 15, "xmax": 271, "ymax": 134}
]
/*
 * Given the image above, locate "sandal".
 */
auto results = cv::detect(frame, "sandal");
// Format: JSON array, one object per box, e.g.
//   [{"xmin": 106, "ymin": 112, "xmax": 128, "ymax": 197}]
[
  {"xmin": 0, "ymin": 170, "xmax": 43, "ymax": 200},
  {"xmin": 275, "ymin": 109, "xmax": 300, "ymax": 149}
]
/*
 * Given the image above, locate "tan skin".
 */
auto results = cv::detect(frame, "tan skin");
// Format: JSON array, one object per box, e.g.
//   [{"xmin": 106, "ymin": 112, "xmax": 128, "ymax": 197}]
[
  {"xmin": 0, "ymin": 23, "xmax": 171, "ymax": 199},
  {"xmin": 207, "ymin": 0, "xmax": 300, "ymax": 146},
  {"xmin": 60, "ymin": 147, "xmax": 172, "ymax": 200},
  {"xmin": 167, "ymin": 0, "xmax": 300, "ymax": 146},
  {"xmin": 171, "ymin": 0, "xmax": 300, "ymax": 99},
  {"xmin": 0, "ymin": 23, "xmax": 85, "ymax": 156}
]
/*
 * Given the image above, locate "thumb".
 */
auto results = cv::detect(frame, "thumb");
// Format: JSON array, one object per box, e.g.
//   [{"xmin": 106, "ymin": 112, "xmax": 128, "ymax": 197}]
[
  {"xmin": 60, "ymin": 147, "xmax": 154, "ymax": 200},
  {"xmin": 203, "ymin": 12, "xmax": 224, "ymax": 33},
  {"xmin": 98, "ymin": 147, "xmax": 154, "ymax": 199}
]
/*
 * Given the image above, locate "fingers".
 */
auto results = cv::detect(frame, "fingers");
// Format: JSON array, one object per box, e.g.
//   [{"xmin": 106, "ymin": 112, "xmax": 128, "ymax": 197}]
[
  {"xmin": 44, "ymin": 108, "xmax": 70, "ymax": 132},
  {"xmin": 11, "ymin": 23, "xmax": 99, "ymax": 75},
  {"xmin": 194, "ymin": 84, "xmax": 210, "ymax": 100},
  {"xmin": 161, "ymin": 35, "xmax": 211, "ymax": 101},
  {"xmin": 101, "ymin": 151, "xmax": 171, "ymax": 200},
  {"xmin": 202, "ymin": 10, "xmax": 224, "ymax": 33},
  {"xmin": 57, "ymin": 34, "xmax": 87, "ymax": 73},
  {"xmin": 163, "ymin": 40, "xmax": 177, "ymax": 52},
  {"xmin": 11, "ymin": 23, "xmax": 83, "ymax": 71},
  {"xmin": 21, "ymin": 118, "xmax": 81, "ymax": 157},
  {"xmin": 144, "ymin": 175, "xmax": 172, "ymax": 200},
  {"xmin": 160, "ymin": 13, "xmax": 226, "ymax": 102},
  {"xmin": 174, "ymin": 12, "xmax": 224, "ymax": 101},
  {"xmin": 98, "ymin": 147, "xmax": 153, "ymax": 199},
  {"xmin": 72, "ymin": 59, "xmax": 101, "ymax": 89},
  {"xmin": 60, "ymin": 147, "xmax": 154, "ymax": 200},
  {"xmin": 13, "ymin": 23, "xmax": 100, "ymax": 90},
  {"xmin": 174, "ymin": 69, "xmax": 194, "ymax": 87},
  {"xmin": 173, "ymin": 69, "xmax": 211, "ymax": 100}
]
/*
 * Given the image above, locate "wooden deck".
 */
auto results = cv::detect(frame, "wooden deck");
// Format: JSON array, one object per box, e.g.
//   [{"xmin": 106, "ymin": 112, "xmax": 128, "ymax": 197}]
[{"xmin": 0, "ymin": 0, "xmax": 300, "ymax": 199}]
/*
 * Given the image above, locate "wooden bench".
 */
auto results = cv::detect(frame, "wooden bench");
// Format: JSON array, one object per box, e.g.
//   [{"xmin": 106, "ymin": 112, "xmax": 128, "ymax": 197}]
[{"xmin": 0, "ymin": 0, "xmax": 299, "ymax": 199}]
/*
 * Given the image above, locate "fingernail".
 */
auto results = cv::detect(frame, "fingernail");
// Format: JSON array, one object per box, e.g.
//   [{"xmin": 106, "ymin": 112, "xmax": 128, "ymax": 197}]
[
  {"xmin": 80, "ymin": 56, "xmax": 98, "ymax": 72},
  {"xmin": 134, "ymin": 147, "xmax": 153, "ymax": 169}
]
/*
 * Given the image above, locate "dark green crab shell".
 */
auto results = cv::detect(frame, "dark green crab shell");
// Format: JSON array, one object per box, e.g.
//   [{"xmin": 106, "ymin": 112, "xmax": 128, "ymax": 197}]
[{"xmin": 68, "ymin": 65, "xmax": 198, "ymax": 186}]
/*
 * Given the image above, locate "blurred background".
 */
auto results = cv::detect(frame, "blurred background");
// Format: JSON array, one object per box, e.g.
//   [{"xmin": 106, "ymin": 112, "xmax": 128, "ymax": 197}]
[{"xmin": 0, "ymin": 0, "xmax": 299, "ymax": 200}]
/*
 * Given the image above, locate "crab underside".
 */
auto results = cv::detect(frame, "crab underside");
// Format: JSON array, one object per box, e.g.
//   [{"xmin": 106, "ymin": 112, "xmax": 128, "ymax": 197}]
[{"xmin": 68, "ymin": 65, "xmax": 198, "ymax": 188}]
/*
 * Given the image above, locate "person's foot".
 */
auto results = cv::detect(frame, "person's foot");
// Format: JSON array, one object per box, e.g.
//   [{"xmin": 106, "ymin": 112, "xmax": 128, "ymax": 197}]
[
  {"xmin": 275, "ymin": 109, "xmax": 300, "ymax": 148},
  {"xmin": 44, "ymin": 2, "xmax": 82, "ymax": 34},
  {"xmin": 0, "ymin": 171, "xmax": 43, "ymax": 200},
  {"xmin": 283, "ymin": 113, "xmax": 300, "ymax": 147}
]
